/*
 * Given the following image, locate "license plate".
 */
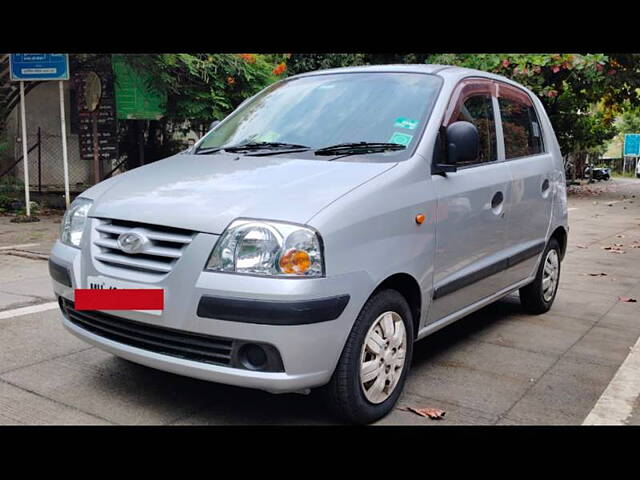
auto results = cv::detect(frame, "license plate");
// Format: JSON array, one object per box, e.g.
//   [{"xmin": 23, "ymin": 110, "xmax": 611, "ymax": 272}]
[{"xmin": 85, "ymin": 275, "xmax": 164, "ymax": 315}]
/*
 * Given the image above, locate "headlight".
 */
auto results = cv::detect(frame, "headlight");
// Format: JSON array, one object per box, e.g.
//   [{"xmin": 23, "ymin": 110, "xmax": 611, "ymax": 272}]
[
  {"xmin": 60, "ymin": 198, "xmax": 92, "ymax": 248},
  {"xmin": 206, "ymin": 219, "xmax": 324, "ymax": 277}
]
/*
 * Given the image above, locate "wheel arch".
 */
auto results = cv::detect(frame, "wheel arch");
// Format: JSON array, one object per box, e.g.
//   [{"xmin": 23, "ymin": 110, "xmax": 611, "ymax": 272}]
[
  {"xmin": 371, "ymin": 273, "xmax": 422, "ymax": 336},
  {"xmin": 549, "ymin": 226, "xmax": 568, "ymax": 260}
]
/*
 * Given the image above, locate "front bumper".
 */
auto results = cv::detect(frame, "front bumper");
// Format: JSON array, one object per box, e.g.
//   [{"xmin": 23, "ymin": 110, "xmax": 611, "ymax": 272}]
[{"xmin": 50, "ymin": 238, "xmax": 374, "ymax": 393}]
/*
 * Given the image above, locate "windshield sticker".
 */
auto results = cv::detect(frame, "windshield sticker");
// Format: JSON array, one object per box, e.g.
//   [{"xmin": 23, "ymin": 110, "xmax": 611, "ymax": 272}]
[
  {"xmin": 389, "ymin": 132, "xmax": 413, "ymax": 146},
  {"xmin": 255, "ymin": 131, "xmax": 280, "ymax": 142},
  {"xmin": 394, "ymin": 117, "xmax": 419, "ymax": 130}
]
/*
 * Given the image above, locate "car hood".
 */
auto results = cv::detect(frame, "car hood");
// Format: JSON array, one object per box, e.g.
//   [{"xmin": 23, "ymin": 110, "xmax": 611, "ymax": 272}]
[{"xmin": 86, "ymin": 153, "xmax": 396, "ymax": 234}]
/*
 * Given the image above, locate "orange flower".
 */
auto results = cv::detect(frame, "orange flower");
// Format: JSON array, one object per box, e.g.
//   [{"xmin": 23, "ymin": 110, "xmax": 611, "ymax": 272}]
[
  {"xmin": 238, "ymin": 53, "xmax": 256, "ymax": 63},
  {"xmin": 226, "ymin": 76, "xmax": 235, "ymax": 86},
  {"xmin": 272, "ymin": 62, "xmax": 287, "ymax": 76}
]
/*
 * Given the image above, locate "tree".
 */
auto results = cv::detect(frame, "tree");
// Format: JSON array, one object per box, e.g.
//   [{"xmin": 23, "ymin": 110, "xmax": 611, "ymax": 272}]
[{"xmin": 108, "ymin": 54, "xmax": 287, "ymax": 169}]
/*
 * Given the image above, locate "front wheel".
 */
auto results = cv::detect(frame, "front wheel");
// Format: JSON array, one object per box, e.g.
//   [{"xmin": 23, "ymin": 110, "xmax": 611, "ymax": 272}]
[
  {"xmin": 519, "ymin": 238, "xmax": 561, "ymax": 314},
  {"xmin": 322, "ymin": 289, "xmax": 414, "ymax": 424}
]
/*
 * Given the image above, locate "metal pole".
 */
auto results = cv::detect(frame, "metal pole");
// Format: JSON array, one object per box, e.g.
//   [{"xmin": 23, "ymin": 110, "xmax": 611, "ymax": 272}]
[
  {"xmin": 19, "ymin": 81, "xmax": 30, "ymax": 217},
  {"xmin": 37, "ymin": 126, "xmax": 41, "ymax": 194},
  {"xmin": 59, "ymin": 80, "xmax": 70, "ymax": 207},
  {"xmin": 92, "ymin": 112, "xmax": 100, "ymax": 184}
]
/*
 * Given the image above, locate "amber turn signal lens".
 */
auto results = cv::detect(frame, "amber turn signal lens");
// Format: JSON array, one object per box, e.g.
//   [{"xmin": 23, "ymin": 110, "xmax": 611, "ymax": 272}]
[
  {"xmin": 279, "ymin": 249, "xmax": 311, "ymax": 274},
  {"xmin": 415, "ymin": 214, "xmax": 426, "ymax": 224}
]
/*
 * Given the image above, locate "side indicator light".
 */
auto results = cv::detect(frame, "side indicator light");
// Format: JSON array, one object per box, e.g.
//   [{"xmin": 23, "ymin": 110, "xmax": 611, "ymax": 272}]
[{"xmin": 415, "ymin": 214, "xmax": 426, "ymax": 225}]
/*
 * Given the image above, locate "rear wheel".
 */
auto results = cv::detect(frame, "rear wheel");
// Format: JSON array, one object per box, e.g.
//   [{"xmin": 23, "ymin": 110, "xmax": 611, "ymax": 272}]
[
  {"xmin": 322, "ymin": 289, "xmax": 414, "ymax": 424},
  {"xmin": 519, "ymin": 238, "xmax": 561, "ymax": 314}
]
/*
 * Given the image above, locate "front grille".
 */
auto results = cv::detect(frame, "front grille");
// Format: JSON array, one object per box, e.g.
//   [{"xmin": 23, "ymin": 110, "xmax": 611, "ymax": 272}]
[
  {"xmin": 61, "ymin": 298, "xmax": 234, "ymax": 366},
  {"xmin": 93, "ymin": 218, "xmax": 195, "ymax": 275}
]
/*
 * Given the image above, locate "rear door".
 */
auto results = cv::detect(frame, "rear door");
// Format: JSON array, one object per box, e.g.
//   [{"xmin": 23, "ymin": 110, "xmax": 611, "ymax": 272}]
[
  {"xmin": 429, "ymin": 78, "xmax": 513, "ymax": 323},
  {"xmin": 497, "ymin": 83, "xmax": 554, "ymax": 285}
]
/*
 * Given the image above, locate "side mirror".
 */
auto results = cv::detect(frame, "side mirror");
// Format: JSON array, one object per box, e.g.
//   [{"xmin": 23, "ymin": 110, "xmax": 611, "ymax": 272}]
[
  {"xmin": 208, "ymin": 120, "xmax": 220, "ymax": 131},
  {"xmin": 446, "ymin": 121, "xmax": 478, "ymax": 165},
  {"xmin": 433, "ymin": 121, "xmax": 479, "ymax": 175}
]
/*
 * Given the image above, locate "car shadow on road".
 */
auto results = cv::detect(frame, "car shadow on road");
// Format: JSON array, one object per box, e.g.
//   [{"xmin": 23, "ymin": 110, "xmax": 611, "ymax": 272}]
[
  {"xmin": 91, "ymin": 296, "xmax": 523, "ymax": 425},
  {"xmin": 410, "ymin": 295, "xmax": 523, "ymax": 368},
  {"xmin": 106, "ymin": 355, "xmax": 339, "ymax": 425}
]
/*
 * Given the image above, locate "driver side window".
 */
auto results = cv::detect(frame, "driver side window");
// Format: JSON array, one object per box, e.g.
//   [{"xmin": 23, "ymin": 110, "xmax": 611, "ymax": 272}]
[{"xmin": 452, "ymin": 94, "xmax": 497, "ymax": 166}]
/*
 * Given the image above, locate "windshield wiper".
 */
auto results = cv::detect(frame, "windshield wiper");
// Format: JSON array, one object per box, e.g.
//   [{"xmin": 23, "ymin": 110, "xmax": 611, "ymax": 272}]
[
  {"xmin": 224, "ymin": 142, "xmax": 310, "ymax": 152},
  {"xmin": 314, "ymin": 142, "xmax": 406, "ymax": 156},
  {"xmin": 194, "ymin": 146, "xmax": 225, "ymax": 155},
  {"xmin": 195, "ymin": 142, "xmax": 310, "ymax": 155}
]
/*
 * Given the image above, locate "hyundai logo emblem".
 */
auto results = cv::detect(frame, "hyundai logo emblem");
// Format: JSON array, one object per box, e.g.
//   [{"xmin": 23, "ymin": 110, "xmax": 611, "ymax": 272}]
[{"xmin": 117, "ymin": 232, "xmax": 149, "ymax": 254}]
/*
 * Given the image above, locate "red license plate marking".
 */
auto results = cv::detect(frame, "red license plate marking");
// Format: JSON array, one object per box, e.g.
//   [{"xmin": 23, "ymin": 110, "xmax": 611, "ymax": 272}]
[{"xmin": 74, "ymin": 289, "xmax": 164, "ymax": 311}]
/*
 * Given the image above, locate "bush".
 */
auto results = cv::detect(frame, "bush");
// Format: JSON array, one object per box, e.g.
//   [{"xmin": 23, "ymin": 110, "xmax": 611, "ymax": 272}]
[{"xmin": 0, "ymin": 194, "xmax": 12, "ymax": 209}]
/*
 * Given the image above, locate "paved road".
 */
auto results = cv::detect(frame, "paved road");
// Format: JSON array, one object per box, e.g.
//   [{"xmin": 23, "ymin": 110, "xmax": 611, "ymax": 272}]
[{"xmin": 0, "ymin": 178, "xmax": 639, "ymax": 425}]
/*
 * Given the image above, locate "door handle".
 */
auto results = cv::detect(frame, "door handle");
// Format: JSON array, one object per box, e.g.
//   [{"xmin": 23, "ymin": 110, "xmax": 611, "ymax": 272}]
[
  {"xmin": 491, "ymin": 191, "xmax": 504, "ymax": 209},
  {"xmin": 541, "ymin": 179, "xmax": 550, "ymax": 192}
]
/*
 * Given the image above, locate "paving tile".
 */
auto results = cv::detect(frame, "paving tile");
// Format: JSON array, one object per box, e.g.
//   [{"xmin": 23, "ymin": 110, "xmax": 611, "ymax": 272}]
[
  {"xmin": 171, "ymin": 387, "xmax": 336, "ymax": 425},
  {"xmin": 550, "ymin": 287, "xmax": 617, "ymax": 322},
  {"xmin": 0, "ymin": 276, "xmax": 56, "ymax": 301},
  {"xmin": 0, "ymin": 291, "xmax": 38, "ymax": 312},
  {"xmin": 501, "ymin": 358, "xmax": 618, "ymax": 425},
  {"xmin": 558, "ymin": 270, "xmax": 639, "ymax": 297},
  {"xmin": 598, "ymin": 303, "xmax": 640, "ymax": 334},
  {"xmin": 564, "ymin": 325, "xmax": 639, "ymax": 368},
  {"xmin": 0, "ymin": 380, "xmax": 110, "ymax": 425},
  {"xmin": 376, "ymin": 391, "xmax": 496, "ymax": 425},
  {"xmin": 0, "ymin": 309, "xmax": 89, "ymax": 374},
  {"xmin": 406, "ymin": 339, "xmax": 555, "ymax": 416},
  {"xmin": 467, "ymin": 313, "xmax": 591, "ymax": 357},
  {"xmin": 1, "ymin": 348, "xmax": 239, "ymax": 425}
]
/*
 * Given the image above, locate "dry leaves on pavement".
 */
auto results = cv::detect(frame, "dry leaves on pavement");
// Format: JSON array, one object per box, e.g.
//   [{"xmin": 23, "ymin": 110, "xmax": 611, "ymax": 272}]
[
  {"xmin": 618, "ymin": 297, "xmax": 637, "ymax": 303},
  {"xmin": 602, "ymin": 245, "xmax": 625, "ymax": 253},
  {"xmin": 405, "ymin": 407, "xmax": 446, "ymax": 420}
]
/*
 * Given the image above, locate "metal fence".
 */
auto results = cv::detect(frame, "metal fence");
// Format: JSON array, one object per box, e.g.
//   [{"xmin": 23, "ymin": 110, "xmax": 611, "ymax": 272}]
[{"xmin": 0, "ymin": 127, "xmax": 116, "ymax": 192}]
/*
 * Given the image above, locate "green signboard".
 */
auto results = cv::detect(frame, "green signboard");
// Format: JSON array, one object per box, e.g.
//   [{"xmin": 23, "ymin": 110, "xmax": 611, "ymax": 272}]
[{"xmin": 112, "ymin": 55, "xmax": 165, "ymax": 120}]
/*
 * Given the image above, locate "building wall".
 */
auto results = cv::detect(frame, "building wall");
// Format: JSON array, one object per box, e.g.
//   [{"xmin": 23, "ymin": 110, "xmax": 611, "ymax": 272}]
[{"xmin": 6, "ymin": 81, "xmax": 91, "ymax": 189}]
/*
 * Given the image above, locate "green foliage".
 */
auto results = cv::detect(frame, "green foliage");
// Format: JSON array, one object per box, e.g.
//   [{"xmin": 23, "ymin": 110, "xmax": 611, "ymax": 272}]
[
  {"xmin": 617, "ymin": 107, "xmax": 640, "ymax": 134},
  {"xmin": 121, "ymin": 54, "xmax": 283, "ymax": 133},
  {"xmin": 286, "ymin": 54, "xmax": 367, "ymax": 75},
  {"xmin": 0, "ymin": 194, "xmax": 12, "ymax": 209},
  {"xmin": 0, "ymin": 177, "xmax": 22, "ymax": 195}
]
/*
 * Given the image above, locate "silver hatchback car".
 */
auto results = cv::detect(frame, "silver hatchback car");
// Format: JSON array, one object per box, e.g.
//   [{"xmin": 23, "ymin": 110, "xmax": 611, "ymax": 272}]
[{"xmin": 49, "ymin": 65, "xmax": 568, "ymax": 423}]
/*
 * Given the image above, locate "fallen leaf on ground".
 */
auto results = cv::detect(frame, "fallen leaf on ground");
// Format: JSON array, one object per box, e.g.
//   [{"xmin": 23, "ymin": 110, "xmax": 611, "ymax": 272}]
[
  {"xmin": 405, "ymin": 407, "xmax": 446, "ymax": 420},
  {"xmin": 586, "ymin": 272, "xmax": 608, "ymax": 276},
  {"xmin": 618, "ymin": 297, "xmax": 637, "ymax": 303},
  {"xmin": 602, "ymin": 245, "xmax": 625, "ymax": 253},
  {"xmin": 617, "ymin": 235, "xmax": 625, "ymax": 238},
  {"xmin": 576, "ymin": 244, "xmax": 588, "ymax": 249}
]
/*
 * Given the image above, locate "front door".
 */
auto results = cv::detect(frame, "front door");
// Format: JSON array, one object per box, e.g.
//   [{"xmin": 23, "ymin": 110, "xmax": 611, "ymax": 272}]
[{"xmin": 429, "ymin": 79, "xmax": 513, "ymax": 322}]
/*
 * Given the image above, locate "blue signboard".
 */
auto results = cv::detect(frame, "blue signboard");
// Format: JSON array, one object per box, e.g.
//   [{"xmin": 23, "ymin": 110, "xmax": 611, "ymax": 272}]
[
  {"xmin": 624, "ymin": 134, "xmax": 640, "ymax": 157},
  {"xmin": 9, "ymin": 54, "xmax": 69, "ymax": 81}
]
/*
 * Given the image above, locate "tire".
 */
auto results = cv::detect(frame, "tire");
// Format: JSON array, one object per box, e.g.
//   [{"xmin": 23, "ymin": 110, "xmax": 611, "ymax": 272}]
[
  {"xmin": 519, "ymin": 238, "xmax": 561, "ymax": 314},
  {"xmin": 322, "ymin": 289, "xmax": 414, "ymax": 424}
]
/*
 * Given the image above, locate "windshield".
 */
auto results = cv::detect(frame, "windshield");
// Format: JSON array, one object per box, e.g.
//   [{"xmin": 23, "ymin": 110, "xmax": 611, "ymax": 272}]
[{"xmin": 196, "ymin": 72, "xmax": 442, "ymax": 160}]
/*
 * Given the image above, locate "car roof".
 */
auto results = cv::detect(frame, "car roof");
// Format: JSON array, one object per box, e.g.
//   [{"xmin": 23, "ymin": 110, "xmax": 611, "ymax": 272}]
[{"xmin": 290, "ymin": 64, "xmax": 531, "ymax": 91}]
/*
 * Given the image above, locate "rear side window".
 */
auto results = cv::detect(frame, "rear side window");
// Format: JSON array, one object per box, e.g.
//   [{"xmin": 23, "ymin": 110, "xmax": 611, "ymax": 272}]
[{"xmin": 498, "ymin": 96, "xmax": 544, "ymax": 159}]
